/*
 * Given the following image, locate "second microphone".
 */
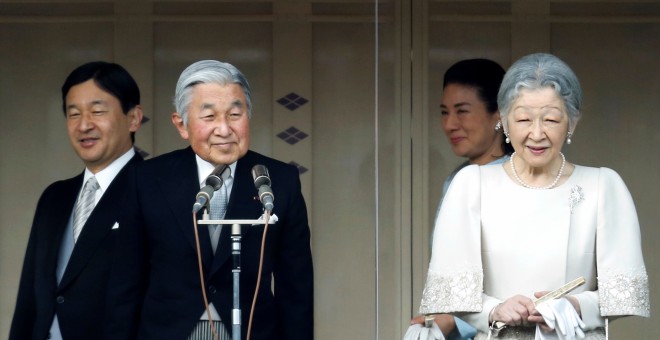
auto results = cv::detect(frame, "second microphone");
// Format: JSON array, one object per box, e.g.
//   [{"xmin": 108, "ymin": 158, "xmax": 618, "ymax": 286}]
[{"xmin": 251, "ymin": 164, "xmax": 274, "ymax": 213}]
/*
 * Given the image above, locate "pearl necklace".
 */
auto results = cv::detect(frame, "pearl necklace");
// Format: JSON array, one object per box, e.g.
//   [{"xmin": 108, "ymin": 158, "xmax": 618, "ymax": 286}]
[{"xmin": 509, "ymin": 151, "xmax": 566, "ymax": 190}]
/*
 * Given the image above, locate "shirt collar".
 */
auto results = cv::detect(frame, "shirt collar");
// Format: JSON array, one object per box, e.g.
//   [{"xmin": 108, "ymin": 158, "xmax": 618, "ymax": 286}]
[
  {"xmin": 195, "ymin": 155, "xmax": 236, "ymax": 188},
  {"xmin": 83, "ymin": 148, "xmax": 135, "ymax": 192}
]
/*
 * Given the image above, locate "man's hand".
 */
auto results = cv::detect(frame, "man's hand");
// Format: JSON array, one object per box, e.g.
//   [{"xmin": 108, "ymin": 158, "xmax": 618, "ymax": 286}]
[
  {"xmin": 410, "ymin": 314, "xmax": 456, "ymax": 337},
  {"xmin": 490, "ymin": 295, "xmax": 536, "ymax": 327}
]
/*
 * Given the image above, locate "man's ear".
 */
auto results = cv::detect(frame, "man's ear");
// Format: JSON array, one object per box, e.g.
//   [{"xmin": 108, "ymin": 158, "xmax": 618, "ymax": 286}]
[
  {"xmin": 171, "ymin": 112, "xmax": 189, "ymax": 140},
  {"xmin": 128, "ymin": 106, "xmax": 143, "ymax": 133}
]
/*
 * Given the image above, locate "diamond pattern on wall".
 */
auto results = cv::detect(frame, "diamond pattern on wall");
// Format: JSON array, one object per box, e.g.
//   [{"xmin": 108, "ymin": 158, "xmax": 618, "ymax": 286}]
[
  {"xmin": 274, "ymin": 92, "xmax": 309, "ymax": 175},
  {"xmin": 289, "ymin": 161, "xmax": 309, "ymax": 175},
  {"xmin": 276, "ymin": 92, "xmax": 308, "ymax": 111},
  {"xmin": 277, "ymin": 126, "xmax": 308, "ymax": 145}
]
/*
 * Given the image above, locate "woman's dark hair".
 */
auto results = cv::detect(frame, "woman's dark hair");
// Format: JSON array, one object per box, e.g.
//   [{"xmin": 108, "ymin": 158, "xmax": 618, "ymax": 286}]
[{"xmin": 443, "ymin": 58, "xmax": 513, "ymax": 154}]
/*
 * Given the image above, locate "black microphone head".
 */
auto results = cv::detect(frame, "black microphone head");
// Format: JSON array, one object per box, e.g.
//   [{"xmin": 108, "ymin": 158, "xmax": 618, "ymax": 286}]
[
  {"xmin": 251, "ymin": 164, "xmax": 271, "ymax": 188},
  {"xmin": 206, "ymin": 175, "xmax": 223, "ymax": 190},
  {"xmin": 206, "ymin": 164, "xmax": 228, "ymax": 190}
]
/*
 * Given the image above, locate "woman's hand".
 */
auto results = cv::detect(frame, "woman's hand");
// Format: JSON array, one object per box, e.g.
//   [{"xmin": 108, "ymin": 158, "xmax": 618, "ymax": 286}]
[
  {"xmin": 489, "ymin": 295, "xmax": 536, "ymax": 327},
  {"xmin": 410, "ymin": 314, "xmax": 456, "ymax": 337}
]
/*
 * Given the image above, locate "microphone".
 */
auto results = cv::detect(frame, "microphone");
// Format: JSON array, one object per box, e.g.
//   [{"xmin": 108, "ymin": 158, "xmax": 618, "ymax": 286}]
[
  {"xmin": 251, "ymin": 164, "xmax": 274, "ymax": 213},
  {"xmin": 192, "ymin": 163, "xmax": 228, "ymax": 213}
]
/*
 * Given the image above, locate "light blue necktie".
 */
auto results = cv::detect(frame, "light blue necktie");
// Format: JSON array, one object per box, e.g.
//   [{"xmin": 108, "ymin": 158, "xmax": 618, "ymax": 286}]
[
  {"xmin": 73, "ymin": 176, "xmax": 99, "ymax": 242},
  {"xmin": 209, "ymin": 175, "xmax": 228, "ymax": 252}
]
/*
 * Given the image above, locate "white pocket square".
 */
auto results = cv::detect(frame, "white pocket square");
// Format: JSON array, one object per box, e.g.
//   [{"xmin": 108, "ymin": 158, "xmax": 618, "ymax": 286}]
[{"xmin": 111, "ymin": 222, "xmax": 119, "ymax": 230}]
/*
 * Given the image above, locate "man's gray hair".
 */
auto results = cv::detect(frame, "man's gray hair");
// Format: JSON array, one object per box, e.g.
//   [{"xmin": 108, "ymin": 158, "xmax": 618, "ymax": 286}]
[{"xmin": 173, "ymin": 60, "xmax": 252, "ymax": 125}]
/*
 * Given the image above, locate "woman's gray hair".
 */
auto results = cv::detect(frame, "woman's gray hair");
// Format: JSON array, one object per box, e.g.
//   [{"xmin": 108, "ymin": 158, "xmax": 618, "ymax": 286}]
[
  {"xmin": 498, "ymin": 53, "xmax": 582, "ymax": 131},
  {"xmin": 173, "ymin": 60, "xmax": 252, "ymax": 125}
]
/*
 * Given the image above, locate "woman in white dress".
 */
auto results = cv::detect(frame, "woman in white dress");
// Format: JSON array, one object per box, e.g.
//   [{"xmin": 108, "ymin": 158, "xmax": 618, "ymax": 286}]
[
  {"xmin": 412, "ymin": 59, "xmax": 514, "ymax": 339},
  {"xmin": 417, "ymin": 53, "xmax": 650, "ymax": 339}
]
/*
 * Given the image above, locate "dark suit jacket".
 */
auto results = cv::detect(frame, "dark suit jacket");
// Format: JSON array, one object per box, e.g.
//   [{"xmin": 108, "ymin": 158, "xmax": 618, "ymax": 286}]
[
  {"xmin": 9, "ymin": 153, "xmax": 143, "ymax": 340},
  {"xmin": 107, "ymin": 147, "xmax": 313, "ymax": 340}
]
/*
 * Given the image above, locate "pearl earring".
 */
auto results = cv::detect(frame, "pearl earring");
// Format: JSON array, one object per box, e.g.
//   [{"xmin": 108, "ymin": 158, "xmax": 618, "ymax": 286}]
[
  {"xmin": 567, "ymin": 131, "xmax": 573, "ymax": 145},
  {"xmin": 495, "ymin": 121, "xmax": 502, "ymax": 131},
  {"xmin": 505, "ymin": 133, "xmax": 510, "ymax": 144}
]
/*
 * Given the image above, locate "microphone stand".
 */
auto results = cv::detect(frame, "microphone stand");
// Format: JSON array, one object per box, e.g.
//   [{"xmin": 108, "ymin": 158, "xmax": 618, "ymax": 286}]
[
  {"xmin": 231, "ymin": 223, "xmax": 241, "ymax": 340},
  {"xmin": 198, "ymin": 215, "xmax": 276, "ymax": 340}
]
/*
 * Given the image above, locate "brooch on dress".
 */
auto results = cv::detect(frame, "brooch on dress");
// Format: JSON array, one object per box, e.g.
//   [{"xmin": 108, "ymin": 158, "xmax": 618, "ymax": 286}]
[{"xmin": 569, "ymin": 185, "xmax": 584, "ymax": 213}]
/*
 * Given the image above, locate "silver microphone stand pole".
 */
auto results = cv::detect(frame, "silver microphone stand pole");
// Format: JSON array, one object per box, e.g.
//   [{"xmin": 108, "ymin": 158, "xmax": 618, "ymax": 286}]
[{"xmin": 198, "ymin": 216, "xmax": 276, "ymax": 340}]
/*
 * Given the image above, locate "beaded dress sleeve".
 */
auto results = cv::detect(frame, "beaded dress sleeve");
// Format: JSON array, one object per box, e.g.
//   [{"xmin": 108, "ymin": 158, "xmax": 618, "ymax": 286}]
[{"xmin": 591, "ymin": 168, "xmax": 649, "ymax": 319}]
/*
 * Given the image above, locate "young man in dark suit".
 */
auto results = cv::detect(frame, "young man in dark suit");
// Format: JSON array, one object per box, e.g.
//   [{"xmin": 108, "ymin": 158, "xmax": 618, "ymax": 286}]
[
  {"xmin": 108, "ymin": 60, "xmax": 313, "ymax": 340},
  {"xmin": 9, "ymin": 61, "xmax": 143, "ymax": 340}
]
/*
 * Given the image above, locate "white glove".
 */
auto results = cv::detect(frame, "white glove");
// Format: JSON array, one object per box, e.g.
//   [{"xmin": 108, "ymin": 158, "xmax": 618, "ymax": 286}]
[
  {"xmin": 535, "ymin": 298, "xmax": 585, "ymax": 340},
  {"xmin": 403, "ymin": 321, "xmax": 445, "ymax": 340}
]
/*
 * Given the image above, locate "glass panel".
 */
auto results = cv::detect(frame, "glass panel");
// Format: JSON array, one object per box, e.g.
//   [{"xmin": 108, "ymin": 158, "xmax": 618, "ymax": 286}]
[
  {"xmin": 551, "ymin": 22, "xmax": 660, "ymax": 337},
  {"xmin": 0, "ymin": 21, "xmax": 114, "ymax": 337},
  {"xmin": 426, "ymin": 21, "xmax": 511, "ymax": 244},
  {"xmin": 312, "ymin": 1, "xmax": 400, "ymax": 336},
  {"xmin": 312, "ymin": 20, "xmax": 378, "ymax": 338}
]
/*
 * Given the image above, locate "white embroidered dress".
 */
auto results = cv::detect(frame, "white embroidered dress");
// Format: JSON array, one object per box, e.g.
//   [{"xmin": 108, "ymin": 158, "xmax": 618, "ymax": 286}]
[{"xmin": 419, "ymin": 164, "xmax": 649, "ymax": 339}]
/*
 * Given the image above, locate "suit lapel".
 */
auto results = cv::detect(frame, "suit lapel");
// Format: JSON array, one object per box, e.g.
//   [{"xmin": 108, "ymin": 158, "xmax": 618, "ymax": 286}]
[
  {"xmin": 44, "ymin": 176, "xmax": 82, "ymax": 288},
  {"xmin": 158, "ymin": 148, "xmax": 214, "ymax": 268},
  {"xmin": 58, "ymin": 155, "xmax": 142, "ymax": 290}
]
